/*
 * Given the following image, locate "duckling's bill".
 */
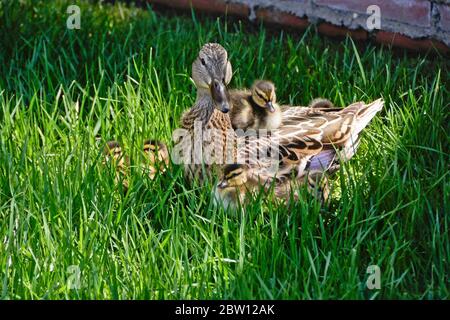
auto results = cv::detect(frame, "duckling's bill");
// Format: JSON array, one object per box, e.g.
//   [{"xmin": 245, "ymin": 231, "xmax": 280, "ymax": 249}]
[{"xmin": 266, "ymin": 101, "xmax": 276, "ymax": 113}]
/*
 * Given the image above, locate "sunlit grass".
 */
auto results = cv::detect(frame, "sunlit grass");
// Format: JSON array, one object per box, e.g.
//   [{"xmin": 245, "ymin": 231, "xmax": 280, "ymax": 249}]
[{"xmin": 0, "ymin": 0, "xmax": 448, "ymax": 299}]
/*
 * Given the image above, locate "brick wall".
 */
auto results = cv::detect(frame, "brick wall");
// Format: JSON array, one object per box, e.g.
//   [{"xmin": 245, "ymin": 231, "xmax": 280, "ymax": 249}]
[{"xmin": 147, "ymin": 0, "xmax": 450, "ymax": 53}]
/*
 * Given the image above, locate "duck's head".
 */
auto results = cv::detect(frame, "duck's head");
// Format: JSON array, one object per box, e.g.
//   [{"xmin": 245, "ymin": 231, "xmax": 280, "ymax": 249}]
[
  {"xmin": 217, "ymin": 163, "xmax": 249, "ymax": 189},
  {"xmin": 192, "ymin": 43, "xmax": 233, "ymax": 113},
  {"xmin": 251, "ymin": 80, "xmax": 277, "ymax": 113}
]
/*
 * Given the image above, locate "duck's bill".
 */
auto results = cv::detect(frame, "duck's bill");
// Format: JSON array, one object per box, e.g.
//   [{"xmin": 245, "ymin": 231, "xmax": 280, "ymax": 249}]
[
  {"xmin": 266, "ymin": 101, "xmax": 275, "ymax": 113},
  {"xmin": 219, "ymin": 102, "xmax": 230, "ymax": 113},
  {"xmin": 210, "ymin": 79, "xmax": 230, "ymax": 113},
  {"xmin": 218, "ymin": 180, "xmax": 228, "ymax": 189}
]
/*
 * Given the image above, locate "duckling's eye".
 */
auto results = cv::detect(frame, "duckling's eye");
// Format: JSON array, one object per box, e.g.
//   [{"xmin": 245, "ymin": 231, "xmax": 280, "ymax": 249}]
[
  {"xmin": 200, "ymin": 58, "xmax": 206, "ymax": 66},
  {"xmin": 226, "ymin": 172, "xmax": 238, "ymax": 180},
  {"xmin": 255, "ymin": 91, "xmax": 266, "ymax": 101}
]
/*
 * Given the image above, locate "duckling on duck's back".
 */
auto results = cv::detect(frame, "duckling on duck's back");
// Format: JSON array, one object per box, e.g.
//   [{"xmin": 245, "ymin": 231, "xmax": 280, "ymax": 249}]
[
  {"xmin": 230, "ymin": 80, "xmax": 282, "ymax": 131},
  {"xmin": 308, "ymin": 98, "xmax": 334, "ymax": 109}
]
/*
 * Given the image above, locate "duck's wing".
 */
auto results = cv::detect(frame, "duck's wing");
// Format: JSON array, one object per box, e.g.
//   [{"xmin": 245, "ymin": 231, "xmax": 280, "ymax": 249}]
[
  {"xmin": 275, "ymin": 125, "xmax": 324, "ymax": 159},
  {"xmin": 282, "ymin": 108, "xmax": 352, "ymax": 145},
  {"xmin": 342, "ymin": 98, "xmax": 384, "ymax": 140},
  {"xmin": 282, "ymin": 99, "xmax": 383, "ymax": 145},
  {"xmin": 273, "ymin": 99, "xmax": 384, "ymax": 177},
  {"xmin": 236, "ymin": 99, "xmax": 383, "ymax": 184},
  {"xmin": 292, "ymin": 98, "xmax": 384, "ymax": 174},
  {"xmin": 329, "ymin": 98, "xmax": 384, "ymax": 167},
  {"xmin": 234, "ymin": 126, "xmax": 323, "ymax": 182}
]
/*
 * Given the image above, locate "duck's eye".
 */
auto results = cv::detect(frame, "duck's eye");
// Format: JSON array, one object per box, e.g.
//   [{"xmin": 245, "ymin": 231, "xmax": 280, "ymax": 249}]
[{"xmin": 200, "ymin": 58, "xmax": 206, "ymax": 66}]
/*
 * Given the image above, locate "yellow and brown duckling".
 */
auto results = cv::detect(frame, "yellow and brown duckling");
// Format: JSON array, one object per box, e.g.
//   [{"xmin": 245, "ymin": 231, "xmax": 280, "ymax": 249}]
[
  {"xmin": 103, "ymin": 140, "xmax": 129, "ymax": 168},
  {"xmin": 213, "ymin": 164, "xmax": 259, "ymax": 210},
  {"xmin": 141, "ymin": 139, "xmax": 170, "ymax": 179},
  {"xmin": 230, "ymin": 80, "xmax": 282, "ymax": 131},
  {"xmin": 213, "ymin": 163, "xmax": 330, "ymax": 210},
  {"xmin": 103, "ymin": 140, "xmax": 130, "ymax": 192}
]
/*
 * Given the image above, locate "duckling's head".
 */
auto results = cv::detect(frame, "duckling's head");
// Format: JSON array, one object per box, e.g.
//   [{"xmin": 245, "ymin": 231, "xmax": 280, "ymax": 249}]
[
  {"xmin": 103, "ymin": 141, "xmax": 121, "ymax": 157},
  {"xmin": 143, "ymin": 139, "xmax": 170, "ymax": 167},
  {"xmin": 192, "ymin": 43, "xmax": 233, "ymax": 113},
  {"xmin": 251, "ymin": 80, "xmax": 277, "ymax": 113},
  {"xmin": 217, "ymin": 164, "xmax": 249, "ymax": 189}
]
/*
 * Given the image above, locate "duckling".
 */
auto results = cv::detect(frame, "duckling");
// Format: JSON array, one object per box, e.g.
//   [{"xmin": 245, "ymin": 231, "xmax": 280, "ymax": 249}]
[
  {"xmin": 213, "ymin": 164, "xmax": 259, "ymax": 210},
  {"xmin": 308, "ymin": 98, "xmax": 334, "ymax": 109},
  {"xmin": 213, "ymin": 163, "xmax": 330, "ymax": 210},
  {"xmin": 103, "ymin": 141, "xmax": 130, "ymax": 192},
  {"xmin": 103, "ymin": 139, "xmax": 170, "ymax": 192},
  {"xmin": 300, "ymin": 170, "xmax": 330, "ymax": 203},
  {"xmin": 230, "ymin": 80, "xmax": 282, "ymax": 131},
  {"xmin": 141, "ymin": 139, "xmax": 170, "ymax": 179}
]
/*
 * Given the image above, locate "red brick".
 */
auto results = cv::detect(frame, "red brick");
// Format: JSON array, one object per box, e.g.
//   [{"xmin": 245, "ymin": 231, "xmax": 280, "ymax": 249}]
[
  {"xmin": 375, "ymin": 31, "xmax": 450, "ymax": 54},
  {"xmin": 148, "ymin": 0, "xmax": 250, "ymax": 17},
  {"xmin": 318, "ymin": 22, "xmax": 368, "ymax": 40},
  {"xmin": 314, "ymin": 0, "xmax": 431, "ymax": 27},
  {"xmin": 437, "ymin": 4, "xmax": 450, "ymax": 31},
  {"xmin": 256, "ymin": 8, "xmax": 309, "ymax": 30}
]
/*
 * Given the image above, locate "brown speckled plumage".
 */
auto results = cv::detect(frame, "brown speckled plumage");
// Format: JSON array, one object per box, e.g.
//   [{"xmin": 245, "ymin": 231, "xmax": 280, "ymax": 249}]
[{"xmin": 180, "ymin": 98, "xmax": 237, "ymax": 181}]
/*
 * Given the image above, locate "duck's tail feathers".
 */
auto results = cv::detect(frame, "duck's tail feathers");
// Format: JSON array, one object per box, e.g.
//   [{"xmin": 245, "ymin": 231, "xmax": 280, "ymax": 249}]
[{"xmin": 349, "ymin": 98, "xmax": 384, "ymax": 138}]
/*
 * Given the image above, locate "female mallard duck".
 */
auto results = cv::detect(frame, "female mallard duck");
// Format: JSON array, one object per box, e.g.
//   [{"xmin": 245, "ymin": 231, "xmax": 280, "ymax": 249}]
[
  {"xmin": 229, "ymin": 80, "xmax": 282, "ymax": 130},
  {"xmin": 177, "ymin": 43, "xmax": 323, "ymax": 182},
  {"xmin": 177, "ymin": 43, "xmax": 235, "ymax": 181},
  {"xmin": 177, "ymin": 43, "xmax": 384, "ymax": 191}
]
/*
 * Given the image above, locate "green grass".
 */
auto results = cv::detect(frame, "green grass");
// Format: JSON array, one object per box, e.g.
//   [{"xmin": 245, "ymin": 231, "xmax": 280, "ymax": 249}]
[{"xmin": 0, "ymin": 0, "xmax": 449, "ymax": 299}]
